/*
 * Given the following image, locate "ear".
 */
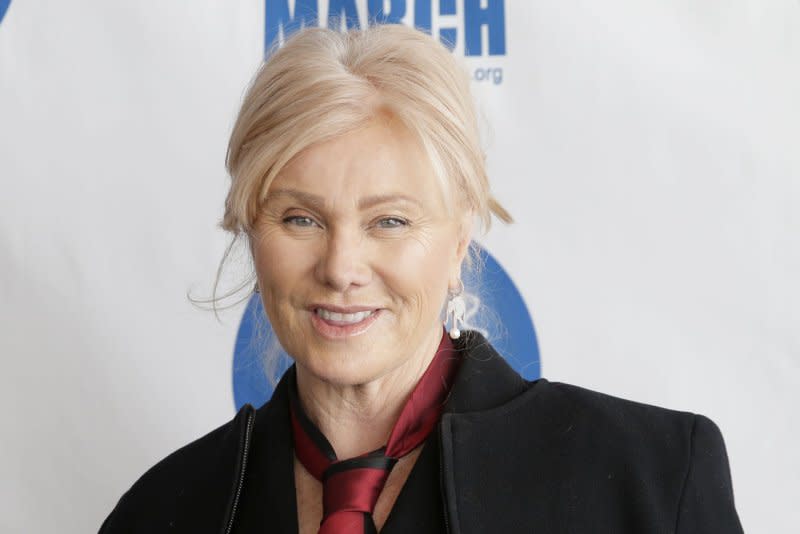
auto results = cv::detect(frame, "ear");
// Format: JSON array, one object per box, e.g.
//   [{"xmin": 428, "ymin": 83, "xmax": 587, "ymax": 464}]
[{"xmin": 449, "ymin": 212, "xmax": 474, "ymax": 290}]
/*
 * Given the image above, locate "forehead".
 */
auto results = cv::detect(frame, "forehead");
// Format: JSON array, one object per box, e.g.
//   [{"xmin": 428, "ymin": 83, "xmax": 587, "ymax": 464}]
[{"xmin": 269, "ymin": 119, "xmax": 448, "ymax": 209}]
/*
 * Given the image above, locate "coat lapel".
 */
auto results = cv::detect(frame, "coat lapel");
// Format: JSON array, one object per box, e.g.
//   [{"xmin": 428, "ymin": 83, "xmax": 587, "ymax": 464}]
[
  {"xmin": 232, "ymin": 370, "xmax": 299, "ymax": 533},
  {"xmin": 440, "ymin": 332, "xmax": 568, "ymax": 534}
]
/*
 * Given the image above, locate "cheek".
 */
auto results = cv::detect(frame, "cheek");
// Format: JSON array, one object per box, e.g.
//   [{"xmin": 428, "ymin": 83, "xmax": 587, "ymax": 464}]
[
  {"xmin": 375, "ymin": 232, "xmax": 454, "ymax": 318},
  {"xmin": 253, "ymin": 234, "xmax": 317, "ymax": 310}
]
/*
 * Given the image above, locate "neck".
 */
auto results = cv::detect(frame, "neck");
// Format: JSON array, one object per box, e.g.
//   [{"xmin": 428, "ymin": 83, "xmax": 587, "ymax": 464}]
[{"xmin": 294, "ymin": 324, "xmax": 444, "ymax": 459}]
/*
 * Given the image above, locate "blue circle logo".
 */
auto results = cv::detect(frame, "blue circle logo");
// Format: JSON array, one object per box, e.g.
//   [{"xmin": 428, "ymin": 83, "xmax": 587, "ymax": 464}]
[
  {"xmin": 232, "ymin": 244, "xmax": 539, "ymax": 409},
  {"xmin": 0, "ymin": 1, "xmax": 11, "ymax": 24}
]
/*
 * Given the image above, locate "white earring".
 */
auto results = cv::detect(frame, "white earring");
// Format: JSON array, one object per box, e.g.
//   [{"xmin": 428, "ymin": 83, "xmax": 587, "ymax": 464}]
[
  {"xmin": 253, "ymin": 282, "xmax": 260, "ymax": 294},
  {"xmin": 446, "ymin": 280, "xmax": 466, "ymax": 340}
]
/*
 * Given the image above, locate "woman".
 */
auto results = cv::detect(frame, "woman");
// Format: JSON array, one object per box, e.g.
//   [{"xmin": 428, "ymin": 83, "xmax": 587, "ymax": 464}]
[{"xmin": 100, "ymin": 25, "xmax": 743, "ymax": 533}]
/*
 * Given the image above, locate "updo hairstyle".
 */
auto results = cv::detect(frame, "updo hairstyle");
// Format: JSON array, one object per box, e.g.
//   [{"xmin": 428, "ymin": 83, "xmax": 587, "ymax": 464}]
[{"xmin": 210, "ymin": 23, "xmax": 511, "ymax": 318}]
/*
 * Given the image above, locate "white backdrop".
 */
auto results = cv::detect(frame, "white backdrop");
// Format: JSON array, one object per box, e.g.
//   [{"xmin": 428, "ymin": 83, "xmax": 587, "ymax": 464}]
[{"xmin": 1, "ymin": 1, "xmax": 798, "ymax": 532}]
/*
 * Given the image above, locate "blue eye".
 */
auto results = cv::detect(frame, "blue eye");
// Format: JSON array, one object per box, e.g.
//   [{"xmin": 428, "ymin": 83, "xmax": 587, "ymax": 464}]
[
  {"xmin": 283, "ymin": 216, "xmax": 318, "ymax": 228},
  {"xmin": 376, "ymin": 217, "xmax": 408, "ymax": 229}
]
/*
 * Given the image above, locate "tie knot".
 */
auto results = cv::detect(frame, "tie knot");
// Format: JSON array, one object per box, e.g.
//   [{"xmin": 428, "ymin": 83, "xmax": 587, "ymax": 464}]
[{"xmin": 322, "ymin": 455, "xmax": 398, "ymax": 519}]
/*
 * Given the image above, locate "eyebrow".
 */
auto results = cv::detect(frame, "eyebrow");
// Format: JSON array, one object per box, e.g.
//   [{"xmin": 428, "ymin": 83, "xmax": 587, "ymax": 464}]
[
  {"xmin": 267, "ymin": 188, "xmax": 422, "ymax": 210},
  {"xmin": 267, "ymin": 188, "xmax": 325, "ymax": 210}
]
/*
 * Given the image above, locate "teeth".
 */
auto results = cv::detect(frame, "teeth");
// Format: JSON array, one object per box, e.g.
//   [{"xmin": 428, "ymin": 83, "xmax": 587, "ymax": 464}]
[{"xmin": 316, "ymin": 308, "xmax": 374, "ymax": 324}]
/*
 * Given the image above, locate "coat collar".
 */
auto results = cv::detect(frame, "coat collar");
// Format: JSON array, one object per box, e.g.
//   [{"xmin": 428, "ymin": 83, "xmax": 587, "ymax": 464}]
[
  {"xmin": 445, "ymin": 330, "xmax": 532, "ymax": 414},
  {"xmin": 438, "ymin": 331, "xmax": 551, "ymax": 534}
]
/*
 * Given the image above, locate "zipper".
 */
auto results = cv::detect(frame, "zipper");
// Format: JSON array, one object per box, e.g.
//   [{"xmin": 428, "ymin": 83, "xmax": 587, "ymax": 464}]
[
  {"xmin": 224, "ymin": 408, "xmax": 256, "ymax": 534},
  {"xmin": 438, "ymin": 419, "xmax": 452, "ymax": 534}
]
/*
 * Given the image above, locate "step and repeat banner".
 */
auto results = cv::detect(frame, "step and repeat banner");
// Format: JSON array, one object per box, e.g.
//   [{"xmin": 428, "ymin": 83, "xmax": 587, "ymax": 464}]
[{"xmin": 1, "ymin": 1, "xmax": 798, "ymax": 532}]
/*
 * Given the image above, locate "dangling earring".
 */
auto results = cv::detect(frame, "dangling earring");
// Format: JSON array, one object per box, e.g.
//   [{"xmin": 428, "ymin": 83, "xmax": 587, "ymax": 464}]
[
  {"xmin": 445, "ymin": 279, "xmax": 466, "ymax": 340},
  {"xmin": 253, "ymin": 282, "xmax": 260, "ymax": 294}
]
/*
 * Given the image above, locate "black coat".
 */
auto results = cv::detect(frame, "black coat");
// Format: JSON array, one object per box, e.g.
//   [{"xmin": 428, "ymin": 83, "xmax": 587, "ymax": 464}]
[{"xmin": 100, "ymin": 331, "xmax": 743, "ymax": 533}]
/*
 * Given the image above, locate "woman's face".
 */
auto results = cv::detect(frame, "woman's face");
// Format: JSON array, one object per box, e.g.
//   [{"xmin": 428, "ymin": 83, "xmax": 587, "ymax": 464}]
[{"xmin": 251, "ymin": 117, "xmax": 470, "ymax": 386}]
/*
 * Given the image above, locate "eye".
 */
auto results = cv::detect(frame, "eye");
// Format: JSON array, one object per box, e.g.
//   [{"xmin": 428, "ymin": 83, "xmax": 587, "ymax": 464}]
[
  {"xmin": 375, "ymin": 217, "xmax": 408, "ymax": 229},
  {"xmin": 283, "ymin": 215, "xmax": 319, "ymax": 228}
]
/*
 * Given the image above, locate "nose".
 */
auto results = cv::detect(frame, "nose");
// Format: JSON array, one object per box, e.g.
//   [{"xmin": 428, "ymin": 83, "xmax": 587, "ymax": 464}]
[{"xmin": 315, "ymin": 227, "xmax": 372, "ymax": 292}]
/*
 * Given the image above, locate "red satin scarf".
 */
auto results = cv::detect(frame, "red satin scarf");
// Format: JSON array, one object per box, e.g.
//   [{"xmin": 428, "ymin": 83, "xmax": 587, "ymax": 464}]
[{"xmin": 288, "ymin": 331, "xmax": 459, "ymax": 533}]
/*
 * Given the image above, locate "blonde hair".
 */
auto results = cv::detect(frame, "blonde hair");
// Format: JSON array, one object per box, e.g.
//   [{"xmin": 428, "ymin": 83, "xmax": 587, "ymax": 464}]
[
  {"xmin": 206, "ymin": 24, "xmax": 511, "ymax": 313},
  {"xmin": 222, "ymin": 24, "xmax": 510, "ymax": 237}
]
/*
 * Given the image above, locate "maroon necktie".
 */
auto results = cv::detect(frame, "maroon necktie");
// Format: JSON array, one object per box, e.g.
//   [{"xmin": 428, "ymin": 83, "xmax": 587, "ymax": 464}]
[{"xmin": 289, "ymin": 331, "xmax": 459, "ymax": 533}]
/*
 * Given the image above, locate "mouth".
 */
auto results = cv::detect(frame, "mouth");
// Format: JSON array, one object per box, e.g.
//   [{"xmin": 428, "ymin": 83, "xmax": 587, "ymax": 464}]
[
  {"xmin": 315, "ymin": 308, "xmax": 376, "ymax": 324},
  {"xmin": 309, "ymin": 305, "xmax": 382, "ymax": 339}
]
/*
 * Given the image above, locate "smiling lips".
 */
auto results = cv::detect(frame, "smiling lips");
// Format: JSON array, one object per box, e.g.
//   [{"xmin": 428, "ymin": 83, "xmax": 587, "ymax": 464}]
[
  {"xmin": 315, "ymin": 308, "xmax": 375, "ymax": 324},
  {"xmin": 310, "ymin": 306, "xmax": 381, "ymax": 339}
]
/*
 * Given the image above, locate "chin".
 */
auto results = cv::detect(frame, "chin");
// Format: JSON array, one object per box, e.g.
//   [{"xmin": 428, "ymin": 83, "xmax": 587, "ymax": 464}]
[{"xmin": 299, "ymin": 343, "xmax": 398, "ymax": 387}]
